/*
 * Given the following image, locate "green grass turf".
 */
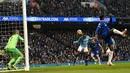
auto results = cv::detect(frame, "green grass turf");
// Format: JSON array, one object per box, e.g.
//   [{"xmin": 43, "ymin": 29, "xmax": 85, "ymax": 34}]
[{"xmin": 12, "ymin": 62, "xmax": 130, "ymax": 73}]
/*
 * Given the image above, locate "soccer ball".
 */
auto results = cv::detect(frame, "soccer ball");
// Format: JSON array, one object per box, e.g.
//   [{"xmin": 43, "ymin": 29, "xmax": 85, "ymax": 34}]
[{"xmin": 77, "ymin": 29, "xmax": 82, "ymax": 35}]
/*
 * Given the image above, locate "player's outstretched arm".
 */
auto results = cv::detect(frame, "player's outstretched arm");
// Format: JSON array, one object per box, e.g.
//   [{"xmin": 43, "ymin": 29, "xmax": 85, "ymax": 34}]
[
  {"xmin": 18, "ymin": 35, "xmax": 24, "ymax": 43},
  {"xmin": 73, "ymin": 38, "xmax": 80, "ymax": 44},
  {"xmin": 73, "ymin": 40, "xmax": 79, "ymax": 44},
  {"xmin": 110, "ymin": 28, "xmax": 127, "ymax": 37},
  {"xmin": 95, "ymin": 23, "xmax": 101, "ymax": 40}
]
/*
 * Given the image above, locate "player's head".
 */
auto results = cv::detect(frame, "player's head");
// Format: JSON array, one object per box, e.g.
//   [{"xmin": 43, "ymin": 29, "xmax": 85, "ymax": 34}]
[
  {"xmin": 100, "ymin": 15, "xmax": 104, "ymax": 20},
  {"xmin": 14, "ymin": 29, "xmax": 19, "ymax": 34},
  {"xmin": 77, "ymin": 29, "xmax": 83, "ymax": 35}
]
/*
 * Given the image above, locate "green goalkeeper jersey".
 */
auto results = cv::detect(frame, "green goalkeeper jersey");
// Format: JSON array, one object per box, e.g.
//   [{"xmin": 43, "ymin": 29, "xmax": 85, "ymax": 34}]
[{"xmin": 5, "ymin": 34, "xmax": 24, "ymax": 49}]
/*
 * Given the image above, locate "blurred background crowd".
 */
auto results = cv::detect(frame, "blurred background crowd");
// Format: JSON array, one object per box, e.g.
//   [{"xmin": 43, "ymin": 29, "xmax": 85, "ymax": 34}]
[{"xmin": 0, "ymin": 0, "xmax": 130, "ymax": 17}]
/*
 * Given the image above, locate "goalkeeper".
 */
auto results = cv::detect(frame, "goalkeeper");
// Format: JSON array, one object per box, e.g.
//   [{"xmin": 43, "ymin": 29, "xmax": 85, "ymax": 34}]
[{"xmin": 4, "ymin": 30, "xmax": 24, "ymax": 70}]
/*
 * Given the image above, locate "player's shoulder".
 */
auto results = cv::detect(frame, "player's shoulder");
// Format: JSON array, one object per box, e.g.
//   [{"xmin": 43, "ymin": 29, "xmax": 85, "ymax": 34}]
[
  {"xmin": 99, "ymin": 20, "xmax": 106, "ymax": 23},
  {"xmin": 86, "ymin": 35, "xmax": 90, "ymax": 38},
  {"xmin": 98, "ymin": 21, "xmax": 104, "ymax": 27},
  {"xmin": 86, "ymin": 36, "xmax": 92, "ymax": 41},
  {"xmin": 13, "ymin": 34, "xmax": 19, "ymax": 36},
  {"xmin": 12, "ymin": 34, "xmax": 20, "ymax": 37},
  {"xmin": 87, "ymin": 35, "xmax": 92, "ymax": 39}
]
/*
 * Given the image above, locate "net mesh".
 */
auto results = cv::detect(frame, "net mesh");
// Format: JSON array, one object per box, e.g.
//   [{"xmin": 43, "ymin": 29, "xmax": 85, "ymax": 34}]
[{"xmin": 0, "ymin": 2, "xmax": 24, "ymax": 70}]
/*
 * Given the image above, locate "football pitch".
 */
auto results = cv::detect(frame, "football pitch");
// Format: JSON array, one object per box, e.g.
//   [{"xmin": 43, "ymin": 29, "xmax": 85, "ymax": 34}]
[{"xmin": 8, "ymin": 62, "xmax": 130, "ymax": 73}]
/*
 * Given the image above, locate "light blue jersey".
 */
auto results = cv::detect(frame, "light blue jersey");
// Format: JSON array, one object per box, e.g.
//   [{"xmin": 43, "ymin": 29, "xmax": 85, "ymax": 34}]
[{"xmin": 74, "ymin": 35, "xmax": 92, "ymax": 48}]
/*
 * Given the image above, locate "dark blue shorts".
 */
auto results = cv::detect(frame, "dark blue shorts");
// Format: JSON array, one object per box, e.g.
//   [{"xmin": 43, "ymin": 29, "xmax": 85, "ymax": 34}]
[
  {"xmin": 101, "ymin": 32, "xmax": 113, "ymax": 46},
  {"xmin": 91, "ymin": 49, "xmax": 99, "ymax": 55}
]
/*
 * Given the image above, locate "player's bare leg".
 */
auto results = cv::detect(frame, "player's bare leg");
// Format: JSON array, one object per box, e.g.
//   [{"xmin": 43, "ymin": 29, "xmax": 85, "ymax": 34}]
[
  {"xmin": 91, "ymin": 54, "xmax": 97, "ymax": 64},
  {"xmin": 112, "ymin": 28, "xmax": 127, "ymax": 37},
  {"xmin": 122, "ymin": 29, "xmax": 127, "ymax": 37},
  {"xmin": 96, "ymin": 54, "xmax": 101, "ymax": 65},
  {"xmin": 107, "ymin": 45, "xmax": 115, "ymax": 66}
]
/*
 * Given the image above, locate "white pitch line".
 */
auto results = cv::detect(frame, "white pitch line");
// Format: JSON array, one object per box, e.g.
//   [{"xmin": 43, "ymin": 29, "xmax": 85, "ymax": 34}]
[{"xmin": 0, "ymin": 69, "xmax": 25, "ymax": 72}]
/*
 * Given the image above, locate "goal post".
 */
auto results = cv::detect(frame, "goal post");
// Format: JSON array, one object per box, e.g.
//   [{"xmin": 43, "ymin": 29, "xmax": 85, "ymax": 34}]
[
  {"xmin": 22, "ymin": 0, "xmax": 29, "ymax": 71},
  {"xmin": 0, "ymin": 0, "xmax": 29, "ymax": 72}
]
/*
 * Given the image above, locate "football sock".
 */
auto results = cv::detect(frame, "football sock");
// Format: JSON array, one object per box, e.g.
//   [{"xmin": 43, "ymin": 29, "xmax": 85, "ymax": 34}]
[
  {"xmin": 97, "ymin": 56, "xmax": 101, "ymax": 63},
  {"xmin": 73, "ymin": 54, "xmax": 78, "ymax": 65},
  {"xmin": 92, "ymin": 56, "xmax": 96, "ymax": 62},
  {"xmin": 108, "ymin": 51, "xmax": 114, "ymax": 63},
  {"xmin": 85, "ymin": 55, "xmax": 89, "ymax": 66}
]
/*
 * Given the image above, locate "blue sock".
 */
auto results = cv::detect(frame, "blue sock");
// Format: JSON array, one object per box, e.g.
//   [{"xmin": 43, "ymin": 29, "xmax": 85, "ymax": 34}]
[
  {"xmin": 73, "ymin": 54, "xmax": 78, "ymax": 66},
  {"xmin": 85, "ymin": 55, "xmax": 89, "ymax": 66}
]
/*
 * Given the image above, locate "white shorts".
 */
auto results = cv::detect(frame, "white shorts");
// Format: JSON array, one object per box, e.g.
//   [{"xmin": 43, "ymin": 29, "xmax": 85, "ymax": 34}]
[
  {"xmin": 106, "ymin": 48, "xmax": 110, "ymax": 53},
  {"xmin": 78, "ymin": 46, "xmax": 88, "ymax": 52}
]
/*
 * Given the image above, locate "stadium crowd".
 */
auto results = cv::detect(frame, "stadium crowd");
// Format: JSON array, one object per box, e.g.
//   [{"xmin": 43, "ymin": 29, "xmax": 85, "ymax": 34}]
[
  {"xmin": 0, "ymin": 0, "xmax": 130, "ymax": 17},
  {"xmin": 27, "ymin": 0, "xmax": 130, "ymax": 17},
  {"xmin": 98, "ymin": 0, "xmax": 130, "ymax": 17},
  {"xmin": 28, "ymin": 30, "xmax": 130, "ymax": 64}
]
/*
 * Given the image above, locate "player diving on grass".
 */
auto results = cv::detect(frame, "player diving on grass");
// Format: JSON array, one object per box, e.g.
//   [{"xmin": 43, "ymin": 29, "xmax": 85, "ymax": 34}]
[
  {"xmin": 4, "ymin": 30, "xmax": 24, "ymax": 70},
  {"xmin": 95, "ymin": 15, "xmax": 127, "ymax": 66},
  {"xmin": 88, "ymin": 38, "xmax": 104, "ymax": 65},
  {"xmin": 73, "ymin": 29, "xmax": 92, "ymax": 66}
]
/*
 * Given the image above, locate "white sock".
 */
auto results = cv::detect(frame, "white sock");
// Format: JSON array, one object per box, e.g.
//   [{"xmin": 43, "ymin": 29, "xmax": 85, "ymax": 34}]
[
  {"xmin": 108, "ymin": 51, "xmax": 114, "ymax": 63},
  {"xmin": 92, "ymin": 56, "xmax": 96, "ymax": 62},
  {"xmin": 98, "ymin": 57, "xmax": 101, "ymax": 64},
  {"xmin": 108, "ymin": 53, "xmax": 110, "ymax": 63},
  {"xmin": 113, "ymin": 29, "xmax": 123, "ymax": 35}
]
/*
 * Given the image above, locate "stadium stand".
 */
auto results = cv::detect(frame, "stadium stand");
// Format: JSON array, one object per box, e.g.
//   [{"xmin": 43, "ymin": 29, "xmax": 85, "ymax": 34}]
[
  {"xmin": 98, "ymin": 0, "xmax": 130, "ymax": 17},
  {"xmin": 27, "ymin": 0, "xmax": 105, "ymax": 16},
  {"xmin": 1, "ymin": 0, "xmax": 130, "ymax": 17},
  {"xmin": 26, "ymin": 0, "xmax": 130, "ymax": 17},
  {"xmin": 0, "ymin": 2, "xmax": 22, "ymax": 16}
]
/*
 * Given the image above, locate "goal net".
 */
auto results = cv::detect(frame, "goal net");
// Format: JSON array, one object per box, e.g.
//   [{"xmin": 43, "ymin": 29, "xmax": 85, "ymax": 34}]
[{"xmin": 0, "ymin": 0, "xmax": 29, "ymax": 72}]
